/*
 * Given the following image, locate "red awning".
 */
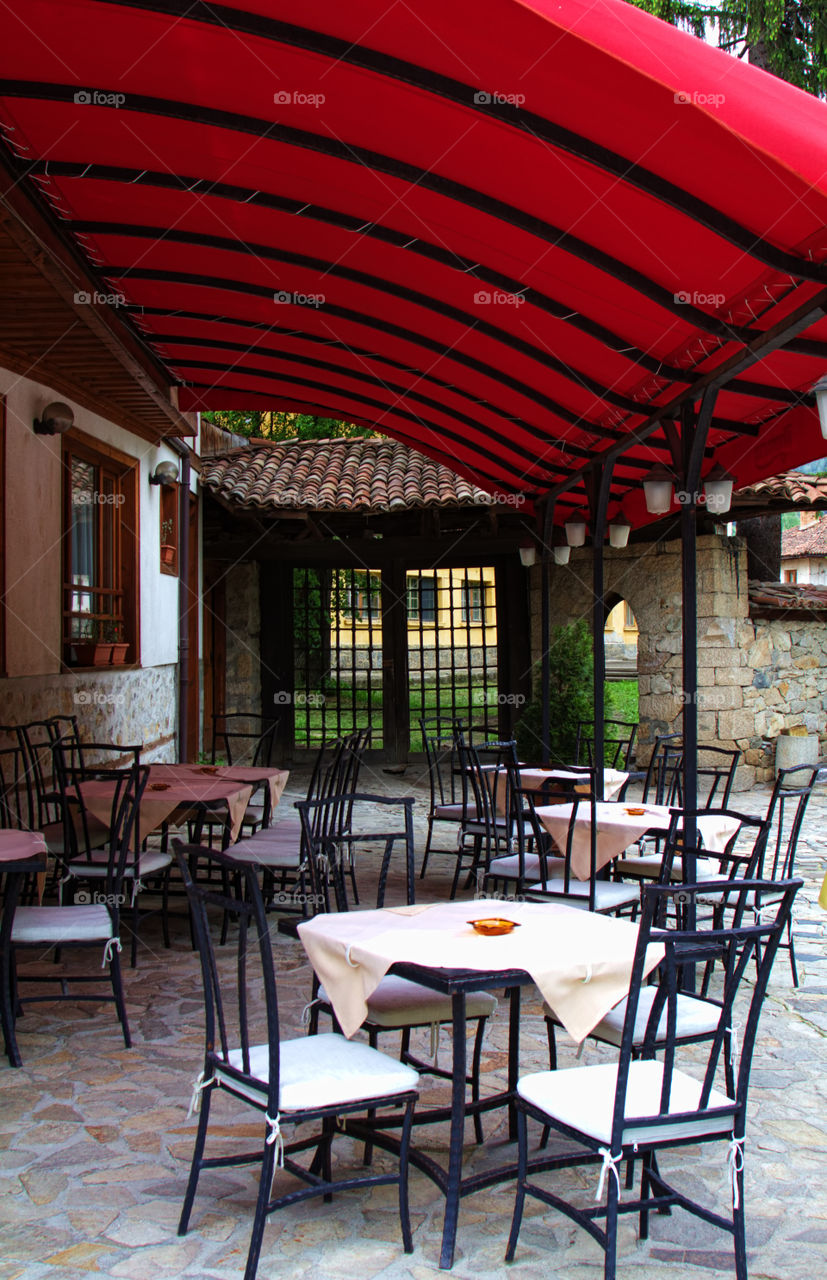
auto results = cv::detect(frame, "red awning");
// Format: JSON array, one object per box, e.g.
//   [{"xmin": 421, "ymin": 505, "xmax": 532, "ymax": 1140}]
[{"xmin": 2, "ymin": 0, "xmax": 827, "ymax": 527}]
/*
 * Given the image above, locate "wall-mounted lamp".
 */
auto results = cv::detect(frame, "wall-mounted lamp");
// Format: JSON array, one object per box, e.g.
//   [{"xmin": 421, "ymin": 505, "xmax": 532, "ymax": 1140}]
[
  {"xmin": 608, "ymin": 519, "xmax": 631, "ymax": 548},
  {"xmin": 813, "ymin": 374, "xmax": 827, "ymax": 438},
  {"xmin": 642, "ymin": 463, "xmax": 674, "ymax": 515},
  {"xmin": 149, "ymin": 460, "xmax": 180, "ymax": 487},
  {"xmin": 33, "ymin": 401, "xmax": 74, "ymax": 435},
  {"xmin": 564, "ymin": 517, "xmax": 587, "ymax": 547},
  {"xmin": 552, "ymin": 544, "xmax": 571, "ymax": 565},
  {"xmin": 703, "ymin": 464, "xmax": 735, "ymax": 515},
  {"xmin": 518, "ymin": 540, "xmax": 537, "ymax": 568}
]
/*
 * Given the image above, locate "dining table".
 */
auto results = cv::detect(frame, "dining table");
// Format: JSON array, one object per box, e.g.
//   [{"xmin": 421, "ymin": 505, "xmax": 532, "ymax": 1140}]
[
  {"xmin": 0, "ymin": 829, "xmax": 49, "ymax": 1066},
  {"xmin": 79, "ymin": 762, "xmax": 290, "ymax": 847},
  {"xmin": 533, "ymin": 799, "xmax": 741, "ymax": 881},
  {"xmin": 297, "ymin": 896, "xmax": 664, "ymax": 1268}
]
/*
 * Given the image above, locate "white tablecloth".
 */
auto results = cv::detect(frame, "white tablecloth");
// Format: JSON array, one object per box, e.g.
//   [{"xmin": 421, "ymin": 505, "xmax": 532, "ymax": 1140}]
[
  {"xmin": 298, "ymin": 898, "xmax": 663, "ymax": 1043},
  {"xmin": 535, "ymin": 802, "xmax": 740, "ymax": 881}
]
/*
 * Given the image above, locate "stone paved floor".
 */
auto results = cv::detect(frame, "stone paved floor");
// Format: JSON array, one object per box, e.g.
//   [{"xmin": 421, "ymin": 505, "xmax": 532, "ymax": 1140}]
[{"xmin": 2, "ymin": 760, "xmax": 826, "ymax": 1280}]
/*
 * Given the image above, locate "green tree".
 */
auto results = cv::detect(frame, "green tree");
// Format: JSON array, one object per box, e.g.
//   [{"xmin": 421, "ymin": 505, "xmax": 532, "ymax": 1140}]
[
  {"xmin": 628, "ymin": 1, "xmax": 827, "ymax": 95},
  {"xmin": 515, "ymin": 620, "xmax": 594, "ymax": 764},
  {"xmin": 202, "ymin": 409, "xmax": 376, "ymax": 440}
]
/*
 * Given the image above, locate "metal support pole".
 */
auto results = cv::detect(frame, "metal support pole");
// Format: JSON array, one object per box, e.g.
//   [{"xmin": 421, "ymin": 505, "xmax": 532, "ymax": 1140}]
[
  {"xmin": 590, "ymin": 464, "xmax": 614, "ymax": 798},
  {"xmin": 540, "ymin": 498, "xmax": 555, "ymax": 765}
]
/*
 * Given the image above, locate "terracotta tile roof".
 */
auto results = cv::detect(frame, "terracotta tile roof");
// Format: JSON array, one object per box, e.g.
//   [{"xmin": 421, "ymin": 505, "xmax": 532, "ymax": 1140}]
[
  {"xmin": 749, "ymin": 580, "xmax": 827, "ymax": 615},
  {"xmin": 734, "ymin": 471, "xmax": 827, "ymax": 507},
  {"xmin": 201, "ymin": 437, "xmax": 496, "ymax": 513},
  {"xmin": 781, "ymin": 517, "xmax": 827, "ymax": 558}
]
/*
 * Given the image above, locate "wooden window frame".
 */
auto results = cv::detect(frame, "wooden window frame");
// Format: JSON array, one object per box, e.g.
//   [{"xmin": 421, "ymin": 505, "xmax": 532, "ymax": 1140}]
[
  {"xmin": 160, "ymin": 482, "xmax": 179, "ymax": 576},
  {"xmin": 62, "ymin": 432, "xmax": 139, "ymax": 668}
]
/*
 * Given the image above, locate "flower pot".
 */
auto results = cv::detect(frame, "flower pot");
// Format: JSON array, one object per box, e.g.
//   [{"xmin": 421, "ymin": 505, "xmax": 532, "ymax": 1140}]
[
  {"xmin": 775, "ymin": 732, "xmax": 818, "ymax": 776},
  {"xmin": 73, "ymin": 641, "xmax": 113, "ymax": 667},
  {"xmin": 110, "ymin": 642, "xmax": 129, "ymax": 665},
  {"xmin": 161, "ymin": 544, "xmax": 176, "ymax": 566}
]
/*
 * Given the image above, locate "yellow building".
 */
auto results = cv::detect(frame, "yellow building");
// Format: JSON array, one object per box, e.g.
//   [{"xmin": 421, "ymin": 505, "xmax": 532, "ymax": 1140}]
[{"xmin": 335, "ymin": 567, "xmax": 497, "ymax": 648}]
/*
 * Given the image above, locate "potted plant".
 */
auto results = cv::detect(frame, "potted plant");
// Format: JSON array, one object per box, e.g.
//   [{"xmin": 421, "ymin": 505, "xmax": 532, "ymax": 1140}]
[
  {"xmin": 104, "ymin": 620, "xmax": 129, "ymax": 665},
  {"xmin": 72, "ymin": 620, "xmax": 113, "ymax": 666},
  {"xmin": 161, "ymin": 517, "xmax": 176, "ymax": 566}
]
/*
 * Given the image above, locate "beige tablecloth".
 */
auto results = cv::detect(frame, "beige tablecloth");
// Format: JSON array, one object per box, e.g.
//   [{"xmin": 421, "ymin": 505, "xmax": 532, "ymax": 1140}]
[
  {"xmin": 298, "ymin": 898, "xmax": 663, "ymax": 1043},
  {"xmin": 535, "ymin": 801, "xmax": 740, "ymax": 881}
]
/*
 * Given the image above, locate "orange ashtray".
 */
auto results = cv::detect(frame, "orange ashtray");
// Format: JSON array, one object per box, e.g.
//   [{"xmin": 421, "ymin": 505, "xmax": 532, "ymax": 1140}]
[
  {"xmin": 624, "ymin": 806, "xmax": 646, "ymax": 815},
  {"xmin": 468, "ymin": 918, "xmax": 521, "ymax": 936},
  {"xmin": 199, "ymin": 766, "xmax": 220, "ymax": 775},
  {"xmin": 150, "ymin": 782, "xmax": 170, "ymax": 791}
]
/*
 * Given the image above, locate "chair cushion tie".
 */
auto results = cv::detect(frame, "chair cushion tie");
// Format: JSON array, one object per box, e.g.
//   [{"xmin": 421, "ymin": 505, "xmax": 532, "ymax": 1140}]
[
  {"xmin": 595, "ymin": 1147, "xmax": 623, "ymax": 1202},
  {"xmin": 727, "ymin": 1136, "xmax": 745, "ymax": 1209}
]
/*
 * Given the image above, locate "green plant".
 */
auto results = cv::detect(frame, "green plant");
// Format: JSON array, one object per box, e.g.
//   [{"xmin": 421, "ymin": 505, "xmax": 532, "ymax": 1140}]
[
  {"xmin": 515, "ymin": 620, "xmax": 594, "ymax": 763},
  {"xmin": 161, "ymin": 517, "xmax": 175, "ymax": 544}
]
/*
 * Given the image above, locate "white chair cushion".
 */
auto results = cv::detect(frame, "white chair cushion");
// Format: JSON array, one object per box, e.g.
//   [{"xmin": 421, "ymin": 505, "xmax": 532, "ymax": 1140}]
[
  {"xmin": 615, "ymin": 853, "xmax": 720, "ymax": 881},
  {"xmin": 318, "ymin": 975, "xmax": 497, "ymax": 1028},
  {"xmin": 527, "ymin": 878, "xmax": 640, "ymax": 911},
  {"xmin": 518, "ymin": 1059, "xmax": 734, "ymax": 1146},
  {"xmin": 12, "ymin": 904, "xmax": 114, "ymax": 944},
  {"xmin": 543, "ymin": 986, "xmax": 721, "ymax": 1047},
  {"xmin": 488, "ymin": 853, "xmax": 565, "ymax": 880},
  {"xmin": 218, "ymin": 1032, "xmax": 419, "ymax": 1111},
  {"xmin": 433, "ymin": 804, "xmax": 466, "ymax": 821},
  {"xmin": 67, "ymin": 849, "xmax": 171, "ymax": 878}
]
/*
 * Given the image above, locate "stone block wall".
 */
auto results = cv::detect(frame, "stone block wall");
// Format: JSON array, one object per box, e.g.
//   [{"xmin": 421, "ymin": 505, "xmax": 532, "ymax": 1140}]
[
  {"xmin": 528, "ymin": 532, "xmax": 821, "ymax": 787},
  {"xmin": 223, "ymin": 562, "xmax": 261, "ymax": 715}
]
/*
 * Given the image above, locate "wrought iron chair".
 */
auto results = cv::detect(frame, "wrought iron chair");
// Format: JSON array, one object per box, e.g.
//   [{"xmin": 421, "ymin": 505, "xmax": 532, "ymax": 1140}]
[
  {"xmin": 2, "ymin": 761, "xmax": 148, "ymax": 1064},
  {"xmin": 210, "ymin": 712, "xmax": 281, "ymax": 768},
  {"xmin": 298, "ymin": 791, "xmax": 498, "ymax": 1147},
  {"xmin": 575, "ymin": 719, "xmax": 638, "ymax": 771},
  {"xmin": 418, "ymin": 715, "xmax": 469, "ymax": 880},
  {"xmin": 451, "ymin": 737, "xmax": 518, "ymax": 899},
  {"xmin": 506, "ymin": 876, "xmax": 802, "ymax": 1279},
  {"xmin": 174, "ymin": 842, "xmax": 419, "ymax": 1280}
]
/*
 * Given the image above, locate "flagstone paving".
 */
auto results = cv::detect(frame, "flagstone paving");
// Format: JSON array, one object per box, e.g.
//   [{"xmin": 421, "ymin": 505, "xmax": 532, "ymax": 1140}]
[{"xmin": 1, "ymin": 761, "xmax": 826, "ymax": 1280}]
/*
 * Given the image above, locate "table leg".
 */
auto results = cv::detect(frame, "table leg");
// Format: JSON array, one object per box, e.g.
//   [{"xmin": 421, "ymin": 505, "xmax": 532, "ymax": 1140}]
[
  {"xmin": 439, "ymin": 989, "xmax": 467, "ymax": 1270},
  {"xmin": 0, "ymin": 874, "xmax": 22, "ymax": 1067},
  {"xmin": 507, "ymin": 986, "xmax": 521, "ymax": 1140}
]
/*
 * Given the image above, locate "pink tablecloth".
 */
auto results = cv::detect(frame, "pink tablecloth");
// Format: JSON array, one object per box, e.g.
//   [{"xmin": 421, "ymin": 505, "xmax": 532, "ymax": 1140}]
[
  {"xmin": 535, "ymin": 801, "xmax": 740, "ymax": 881},
  {"xmin": 298, "ymin": 897, "xmax": 663, "ymax": 1044},
  {"xmin": 0, "ymin": 829, "xmax": 48, "ymax": 866}
]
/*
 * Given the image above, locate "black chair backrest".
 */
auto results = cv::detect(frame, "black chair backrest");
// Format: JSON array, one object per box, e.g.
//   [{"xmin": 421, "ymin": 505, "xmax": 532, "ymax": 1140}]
[
  {"xmin": 0, "ymin": 744, "xmax": 25, "ymax": 829},
  {"xmin": 53, "ymin": 743, "xmax": 144, "ymax": 879},
  {"xmin": 211, "ymin": 712, "xmax": 280, "ymax": 767},
  {"xmin": 420, "ymin": 716, "xmax": 465, "ymax": 809},
  {"xmin": 296, "ymin": 792, "xmax": 416, "ymax": 912},
  {"xmin": 575, "ymin": 719, "xmax": 638, "ymax": 770},
  {"xmin": 455, "ymin": 736, "xmax": 518, "ymax": 855},
  {"xmin": 761, "ymin": 763, "xmax": 818, "ymax": 881},
  {"xmin": 613, "ymin": 878, "xmax": 801, "ymax": 1152},
  {"xmin": 174, "ymin": 842, "xmax": 280, "ymax": 1112}
]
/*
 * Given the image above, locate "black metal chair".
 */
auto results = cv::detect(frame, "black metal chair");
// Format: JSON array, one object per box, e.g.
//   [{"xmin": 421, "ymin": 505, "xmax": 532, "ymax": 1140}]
[
  {"xmin": 297, "ymin": 791, "xmax": 497, "ymax": 1147},
  {"xmin": 174, "ymin": 842, "xmax": 419, "ymax": 1280},
  {"xmin": 2, "ymin": 762, "xmax": 148, "ymax": 1064},
  {"xmin": 451, "ymin": 737, "xmax": 518, "ymax": 899},
  {"xmin": 210, "ymin": 712, "xmax": 280, "ymax": 767},
  {"xmin": 506, "ymin": 876, "xmax": 802, "ymax": 1280},
  {"xmin": 418, "ymin": 716, "xmax": 469, "ymax": 881},
  {"xmin": 575, "ymin": 719, "xmax": 638, "ymax": 771}
]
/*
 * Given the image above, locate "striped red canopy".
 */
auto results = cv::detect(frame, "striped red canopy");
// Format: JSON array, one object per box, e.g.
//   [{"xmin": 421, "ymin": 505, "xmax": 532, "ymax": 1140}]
[{"xmin": 2, "ymin": 0, "xmax": 827, "ymax": 527}]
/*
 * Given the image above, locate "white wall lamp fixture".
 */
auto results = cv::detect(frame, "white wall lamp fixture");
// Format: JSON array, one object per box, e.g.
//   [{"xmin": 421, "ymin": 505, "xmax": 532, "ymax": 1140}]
[
  {"xmin": 608, "ymin": 518, "xmax": 631, "ymax": 548},
  {"xmin": 642, "ymin": 463, "xmax": 674, "ymax": 515},
  {"xmin": 518, "ymin": 540, "xmax": 537, "ymax": 567},
  {"xmin": 33, "ymin": 401, "xmax": 75, "ymax": 435},
  {"xmin": 564, "ymin": 516, "xmax": 587, "ymax": 547},
  {"xmin": 703, "ymin": 464, "xmax": 735, "ymax": 515},
  {"xmin": 149, "ymin": 460, "xmax": 180, "ymax": 487},
  {"xmin": 812, "ymin": 374, "xmax": 827, "ymax": 438}
]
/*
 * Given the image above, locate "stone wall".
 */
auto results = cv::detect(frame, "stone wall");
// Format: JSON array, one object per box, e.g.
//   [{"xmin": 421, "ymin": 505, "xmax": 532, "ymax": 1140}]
[
  {"xmin": 224, "ymin": 562, "xmax": 261, "ymax": 715},
  {"xmin": 0, "ymin": 665, "xmax": 177, "ymax": 760},
  {"xmin": 528, "ymin": 532, "xmax": 827, "ymax": 787}
]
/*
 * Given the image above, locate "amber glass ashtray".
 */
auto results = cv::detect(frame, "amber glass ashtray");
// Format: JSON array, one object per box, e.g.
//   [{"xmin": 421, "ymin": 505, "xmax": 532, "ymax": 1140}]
[
  {"xmin": 199, "ymin": 766, "xmax": 220, "ymax": 775},
  {"xmin": 624, "ymin": 806, "xmax": 646, "ymax": 816},
  {"xmin": 468, "ymin": 918, "xmax": 521, "ymax": 936},
  {"xmin": 149, "ymin": 782, "xmax": 170, "ymax": 791}
]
